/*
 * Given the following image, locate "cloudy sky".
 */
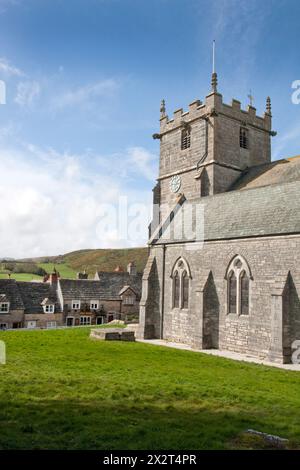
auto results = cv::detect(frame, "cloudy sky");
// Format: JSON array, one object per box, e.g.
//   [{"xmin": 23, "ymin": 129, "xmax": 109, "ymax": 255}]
[{"xmin": 0, "ymin": 0, "xmax": 299, "ymax": 258}]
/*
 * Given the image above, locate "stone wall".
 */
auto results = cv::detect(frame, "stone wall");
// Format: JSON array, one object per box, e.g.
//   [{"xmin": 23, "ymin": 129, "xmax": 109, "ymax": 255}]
[
  {"xmin": 0, "ymin": 309, "xmax": 24, "ymax": 329},
  {"xmin": 24, "ymin": 313, "xmax": 63, "ymax": 328},
  {"xmin": 141, "ymin": 234, "xmax": 300, "ymax": 362}
]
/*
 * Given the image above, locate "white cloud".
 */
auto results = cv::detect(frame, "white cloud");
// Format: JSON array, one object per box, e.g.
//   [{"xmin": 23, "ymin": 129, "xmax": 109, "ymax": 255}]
[
  {"xmin": 0, "ymin": 143, "xmax": 153, "ymax": 258},
  {"xmin": 0, "ymin": 57, "xmax": 24, "ymax": 77},
  {"xmin": 272, "ymin": 120, "xmax": 300, "ymax": 160},
  {"xmin": 96, "ymin": 147, "xmax": 158, "ymax": 182},
  {"xmin": 14, "ymin": 81, "xmax": 40, "ymax": 107},
  {"xmin": 126, "ymin": 147, "xmax": 157, "ymax": 181},
  {"xmin": 52, "ymin": 79, "xmax": 119, "ymax": 110}
]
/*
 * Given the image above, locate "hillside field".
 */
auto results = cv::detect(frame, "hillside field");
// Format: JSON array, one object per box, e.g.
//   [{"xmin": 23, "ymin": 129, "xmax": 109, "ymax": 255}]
[
  {"xmin": 0, "ymin": 247, "xmax": 148, "ymax": 281},
  {"xmin": 0, "ymin": 327, "xmax": 300, "ymax": 450},
  {"xmin": 23, "ymin": 247, "xmax": 148, "ymax": 280}
]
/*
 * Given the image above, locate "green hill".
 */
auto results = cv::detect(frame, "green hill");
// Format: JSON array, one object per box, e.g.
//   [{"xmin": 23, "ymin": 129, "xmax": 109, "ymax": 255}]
[{"xmin": 18, "ymin": 247, "xmax": 148, "ymax": 279}]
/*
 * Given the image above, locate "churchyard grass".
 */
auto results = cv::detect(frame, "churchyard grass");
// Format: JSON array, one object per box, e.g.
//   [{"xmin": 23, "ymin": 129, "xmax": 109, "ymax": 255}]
[{"xmin": 0, "ymin": 327, "xmax": 300, "ymax": 450}]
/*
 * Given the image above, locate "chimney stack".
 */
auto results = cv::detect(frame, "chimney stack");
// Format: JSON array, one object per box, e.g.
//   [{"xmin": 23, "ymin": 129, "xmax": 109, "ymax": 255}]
[
  {"xmin": 77, "ymin": 270, "xmax": 88, "ymax": 280},
  {"xmin": 127, "ymin": 261, "xmax": 137, "ymax": 276},
  {"xmin": 49, "ymin": 267, "xmax": 59, "ymax": 285}
]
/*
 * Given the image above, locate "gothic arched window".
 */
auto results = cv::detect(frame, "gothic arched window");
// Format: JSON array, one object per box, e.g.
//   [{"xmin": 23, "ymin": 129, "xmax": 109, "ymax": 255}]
[
  {"xmin": 181, "ymin": 127, "xmax": 191, "ymax": 150},
  {"xmin": 182, "ymin": 270, "xmax": 189, "ymax": 309},
  {"xmin": 173, "ymin": 271, "xmax": 180, "ymax": 308},
  {"xmin": 229, "ymin": 271, "xmax": 237, "ymax": 314},
  {"xmin": 240, "ymin": 271, "xmax": 249, "ymax": 315},
  {"xmin": 226, "ymin": 255, "xmax": 251, "ymax": 316},
  {"xmin": 171, "ymin": 258, "xmax": 191, "ymax": 309}
]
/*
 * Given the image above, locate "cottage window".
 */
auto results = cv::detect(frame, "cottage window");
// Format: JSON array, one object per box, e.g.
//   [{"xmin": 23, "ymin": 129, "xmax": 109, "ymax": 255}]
[
  {"xmin": 47, "ymin": 321, "xmax": 57, "ymax": 329},
  {"xmin": 90, "ymin": 302, "xmax": 99, "ymax": 310},
  {"xmin": 226, "ymin": 255, "xmax": 251, "ymax": 316},
  {"xmin": 181, "ymin": 127, "xmax": 191, "ymax": 150},
  {"xmin": 0, "ymin": 302, "xmax": 9, "ymax": 313},
  {"xmin": 124, "ymin": 296, "xmax": 135, "ymax": 305},
  {"xmin": 72, "ymin": 300, "xmax": 81, "ymax": 310},
  {"xmin": 80, "ymin": 316, "xmax": 91, "ymax": 325},
  {"xmin": 240, "ymin": 127, "xmax": 249, "ymax": 149},
  {"xmin": 0, "ymin": 323, "xmax": 7, "ymax": 330},
  {"xmin": 43, "ymin": 304, "xmax": 55, "ymax": 314}
]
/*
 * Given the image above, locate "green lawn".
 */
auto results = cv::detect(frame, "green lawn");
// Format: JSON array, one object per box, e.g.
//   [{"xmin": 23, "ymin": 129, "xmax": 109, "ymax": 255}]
[
  {"xmin": 0, "ymin": 262, "xmax": 76, "ymax": 281},
  {"xmin": 0, "ymin": 272, "xmax": 43, "ymax": 281},
  {"xmin": 0, "ymin": 327, "xmax": 300, "ymax": 450},
  {"xmin": 37, "ymin": 262, "xmax": 77, "ymax": 279}
]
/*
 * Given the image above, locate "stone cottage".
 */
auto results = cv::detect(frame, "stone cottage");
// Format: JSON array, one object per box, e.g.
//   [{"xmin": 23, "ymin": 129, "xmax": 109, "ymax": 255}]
[
  {"xmin": 138, "ymin": 71, "xmax": 300, "ymax": 364},
  {"xmin": 0, "ymin": 262, "xmax": 142, "ymax": 329},
  {"xmin": 0, "ymin": 278, "xmax": 62, "ymax": 329}
]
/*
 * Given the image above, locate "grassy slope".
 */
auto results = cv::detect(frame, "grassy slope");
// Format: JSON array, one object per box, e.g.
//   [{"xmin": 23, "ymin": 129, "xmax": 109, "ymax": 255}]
[
  {"xmin": 0, "ymin": 327, "xmax": 300, "ymax": 450},
  {"xmin": 19, "ymin": 247, "xmax": 149, "ymax": 280},
  {"xmin": 37, "ymin": 263, "xmax": 77, "ymax": 279}
]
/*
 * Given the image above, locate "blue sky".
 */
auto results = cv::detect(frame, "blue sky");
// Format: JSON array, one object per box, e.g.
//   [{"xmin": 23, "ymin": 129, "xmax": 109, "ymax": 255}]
[{"xmin": 0, "ymin": 0, "xmax": 299, "ymax": 257}]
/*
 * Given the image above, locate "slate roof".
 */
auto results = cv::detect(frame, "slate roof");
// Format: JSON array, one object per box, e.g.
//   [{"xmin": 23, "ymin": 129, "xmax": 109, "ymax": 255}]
[
  {"xmin": 17, "ymin": 282, "xmax": 60, "ymax": 314},
  {"xmin": 152, "ymin": 179, "xmax": 300, "ymax": 244},
  {"xmin": 60, "ymin": 272, "xmax": 142, "ymax": 301},
  {"xmin": 231, "ymin": 155, "xmax": 300, "ymax": 191},
  {"xmin": 0, "ymin": 280, "xmax": 24, "ymax": 310},
  {"xmin": 119, "ymin": 285, "xmax": 138, "ymax": 296},
  {"xmin": 95, "ymin": 272, "xmax": 143, "ymax": 298}
]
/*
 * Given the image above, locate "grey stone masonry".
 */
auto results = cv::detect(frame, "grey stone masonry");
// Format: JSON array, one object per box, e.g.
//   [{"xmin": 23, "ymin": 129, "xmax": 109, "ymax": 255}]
[
  {"xmin": 140, "ymin": 75, "xmax": 299, "ymax": 364},
  {"xmin": 157, "ymin": 86, "xmax": 274, "ymax": 223}
]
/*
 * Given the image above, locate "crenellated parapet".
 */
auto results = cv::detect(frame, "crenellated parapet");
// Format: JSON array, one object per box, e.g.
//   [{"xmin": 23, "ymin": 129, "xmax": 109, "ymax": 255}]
[{"xmin": 158, "ymin": 91, "xmax": 274, "ymax": 137}]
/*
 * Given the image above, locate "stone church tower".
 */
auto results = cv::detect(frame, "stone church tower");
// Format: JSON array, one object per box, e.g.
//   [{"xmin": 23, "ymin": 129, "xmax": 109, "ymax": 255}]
[
  {"xmin": 152, "ymin": 72, "xmax": 274, "ymax": 226},
  {"xmin": 139, "ymin": 70, "xmax": 300, "ymax": 365}
]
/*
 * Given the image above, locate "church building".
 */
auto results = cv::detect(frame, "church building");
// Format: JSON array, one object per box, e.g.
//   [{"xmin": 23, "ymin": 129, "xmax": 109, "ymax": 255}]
[{"xmin": 138, "ymin": 71, "xmax": 300, "ymax": 364}]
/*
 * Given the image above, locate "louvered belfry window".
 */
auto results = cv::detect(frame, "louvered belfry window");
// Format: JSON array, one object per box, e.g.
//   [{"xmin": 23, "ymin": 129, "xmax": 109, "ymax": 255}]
[
  {"xmin": 181, "ymin": 128, "xmax": 191, "ymax": 150},
  {"xmin": 240, "ymin": 127, "xmax": 248, "ymax": 149}
]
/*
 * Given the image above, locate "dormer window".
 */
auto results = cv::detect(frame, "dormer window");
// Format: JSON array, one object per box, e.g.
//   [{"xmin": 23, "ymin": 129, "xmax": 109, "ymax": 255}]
[
  {"xmin": 41, "ymin": 298, "xmax": 55, "ymax": 314},
  {"xmin": 0, "ymin": 302, "xmax": 9, "ymax": 313},
  {"xmin": 181, "ymin": 127, "xmax": 191, "ymax": 150},
  {"xmin": 240, "ymin": 127, "xmax": 249, "ymax": 149},
  {"xmin": 72, "ymin": 300, "xmax": 81, "ymax": 310},
  {"xmin": 43, "ymin": 304, "xmax": 55, "ymax": 314}
]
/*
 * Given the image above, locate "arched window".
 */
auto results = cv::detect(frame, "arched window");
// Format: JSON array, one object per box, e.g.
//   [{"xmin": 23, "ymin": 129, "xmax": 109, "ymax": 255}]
[
  {"xmin": 171, "ymin": 258, "xmax": 191, "ymax": 309},
  {"xmin": 240, "ymin": 271, "xmax": 249, "ymax": 315},
  {"xmin": 226, "ymin": 255, "xmax": 251, "ymax": 316},
  {"xmin": 182, "ymin": 270, "xmax": 189, "ymax": 309},
  {"xmin": 173, "ymin": 271, "xmax": 180, "ymax": 308},
  {"xmin": 181, "ymin": 127, "xmax": 191, "ymax": 150},
  {"xmin": 228, "ymin": 271, "xmax": 237, "ymax": 314}
]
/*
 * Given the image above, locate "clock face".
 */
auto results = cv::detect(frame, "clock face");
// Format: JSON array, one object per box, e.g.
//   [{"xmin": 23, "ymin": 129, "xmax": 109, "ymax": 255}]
[{"xmin": 170, "ymin": 175, "xmax": 181, "ymax": 193}]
